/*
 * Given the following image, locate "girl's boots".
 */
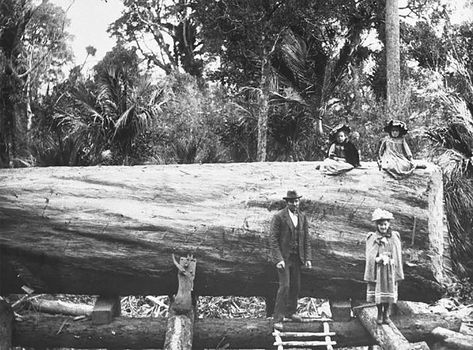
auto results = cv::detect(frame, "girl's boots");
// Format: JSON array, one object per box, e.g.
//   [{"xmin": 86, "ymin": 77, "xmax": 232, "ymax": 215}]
[
  {"xmin": 382, "ymin": 303, "xmax": 390, "ymax": 324},
  {"xmin": 376, "ymin": 304, "xmax": 383, "ymax": 324}
]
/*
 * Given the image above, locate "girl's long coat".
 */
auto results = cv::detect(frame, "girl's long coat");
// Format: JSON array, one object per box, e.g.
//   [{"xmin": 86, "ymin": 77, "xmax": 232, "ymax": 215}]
[{"xmin": 364, "ymin": 230, "xmax": 404, "ymax": 282}]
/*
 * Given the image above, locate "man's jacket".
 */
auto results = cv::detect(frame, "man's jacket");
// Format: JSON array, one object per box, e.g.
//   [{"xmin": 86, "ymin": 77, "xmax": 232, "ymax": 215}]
[{"xmin": 269, "ymin": 207, "xmax": 312, "ymax": 264}]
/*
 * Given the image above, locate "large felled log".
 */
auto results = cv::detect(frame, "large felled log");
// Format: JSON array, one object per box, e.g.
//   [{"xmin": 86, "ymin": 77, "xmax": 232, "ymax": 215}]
[
  {"xmin": 353, "ymin": 305, "xmax": 418, "ymax": 350},
  {"xmin": 0, "ymin": 162, "xmax": 450, "ymax": 301},
  {"xmin": 12, "ymin": 311, "xmax": 461, "ymax": 349},
  {"xmin": 431, "ymin": 327, "xmax": 473, "ymax": 350}
]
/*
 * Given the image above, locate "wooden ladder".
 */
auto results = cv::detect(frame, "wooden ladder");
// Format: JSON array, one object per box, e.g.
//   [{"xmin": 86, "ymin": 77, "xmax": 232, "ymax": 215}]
[{"xmin": 273, "ymin": 322, "xmax": 336, "ymax": 350}]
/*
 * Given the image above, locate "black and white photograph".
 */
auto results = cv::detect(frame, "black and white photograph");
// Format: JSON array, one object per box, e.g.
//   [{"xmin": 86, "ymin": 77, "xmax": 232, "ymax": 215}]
[{"xmin": 1, "ymin": 0, "xmax": 473, "ymax": 349}]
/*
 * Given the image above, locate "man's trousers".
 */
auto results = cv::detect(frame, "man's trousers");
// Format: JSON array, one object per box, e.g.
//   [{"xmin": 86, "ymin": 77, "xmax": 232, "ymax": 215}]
[{"xmin": 273, "ymin": 253, "xmax": 301, "ymax": 321}]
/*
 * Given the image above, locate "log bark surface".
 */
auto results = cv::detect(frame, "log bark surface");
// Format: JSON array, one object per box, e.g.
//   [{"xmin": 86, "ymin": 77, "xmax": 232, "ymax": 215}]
[
  {"xmin": 354, "ymin": 305, "xmax": 411, "ymax": 350},
  {"xmin": 164, "ymin": 255, "xmax": 196, "ymax": 350},
  {"xmin": 0, "ymin": 301, "xmax": 13, "ymax": 350},
  {"xmin": 431, "ymin": 327, "xmax": 473, "ymax": 350},
  {"xmin": 0, "ymin": 162, "xmax": 449, "ymax": 300},
  {"xmin": 12, "ymin": 312, "xmax": 461, "ymax": 349},
  {"xmin": 28, "ymin": 298, "xmax": 93, "ymax": 316}
]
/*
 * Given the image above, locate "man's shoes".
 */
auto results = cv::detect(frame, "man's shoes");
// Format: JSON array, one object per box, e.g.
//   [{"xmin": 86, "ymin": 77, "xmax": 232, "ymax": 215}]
[{"xmin": 288, "ymin": 314, "xmax": 303, "ymax": 322}]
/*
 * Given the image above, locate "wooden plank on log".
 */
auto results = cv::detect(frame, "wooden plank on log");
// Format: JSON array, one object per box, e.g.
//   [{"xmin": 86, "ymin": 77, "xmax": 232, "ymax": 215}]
[
  {"xmin": 11, "ymin": 311, "xmax": 461, "ymax": 349},
  {"xmin": 28, "ymin": 298, "xmax": 93, "ymax": 316},
  {"xmin": 329, "ymin": 299, "xmax": 352, "ymax": 321},
  {"xmin": 353, "ymin": 305, "xmax": 411, "ymax": 350},
  {"xmin": 0, "ymin": 162, "xmax": 450, "ymax": 301},
  {"xmin": 164, "ymin": 255, "xmax": 196, "ymax": 350},
  {"xmin": 91, "ymin": 295, "xmax": 120, "ymax": 325},
  {"xmin": 0, "ymin": 300, "xmax": 13, "ymax": 350},
  {"xmin": 431, "ymin": 327, "xmax": 473, "ymax": 350}
]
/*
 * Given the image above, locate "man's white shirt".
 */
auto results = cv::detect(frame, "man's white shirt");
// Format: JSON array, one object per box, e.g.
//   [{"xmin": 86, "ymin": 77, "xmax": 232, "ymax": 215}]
[{"xmin": 288, "ymin": 209, "xmax": 298, "ymax": 227}]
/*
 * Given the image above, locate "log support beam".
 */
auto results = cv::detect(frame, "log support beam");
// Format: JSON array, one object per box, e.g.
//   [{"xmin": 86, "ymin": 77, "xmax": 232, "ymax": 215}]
[
  {"xmin": 91, "ymin": 295, "xmax": 120, "ymax": 325},
  {"xmin": 0, "ymin": 300, "xmax": 13, "ymax": 350},
  {"xmin": 329, "ymin": 299, "xmax": 352, "ymax": 322},
  {"xmin": 28, "ymin": 298, "xmax": 93, "ymax": 316},
  {"xmin": 11, "ymin": 311, "xmax": 461, "ymax": 349},
  {"xmin": 431, "ymin": 327, "xmax": 473, "ymax": 350},
  {"xmin": 353, "ymin": 305, "xmax": 430, "ymax": 350},
  {"xmin": 164, "ymin": 254, "xmax": 196, "ymax": 350}
]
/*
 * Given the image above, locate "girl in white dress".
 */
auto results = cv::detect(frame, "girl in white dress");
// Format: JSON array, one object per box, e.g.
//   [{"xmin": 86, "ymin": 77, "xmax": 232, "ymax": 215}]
[{"xmin": 378, "ymin": 120, "xmax": 415, "ymax": 179}]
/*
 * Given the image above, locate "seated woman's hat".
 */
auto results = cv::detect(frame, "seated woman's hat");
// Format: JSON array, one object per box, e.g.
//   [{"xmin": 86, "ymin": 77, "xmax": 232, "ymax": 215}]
[
  {"xmin": 371, "ymin": 208, "xmax": 394, "ymax": 221},
  {"xmin": 383, "ymin": 120, "xmax": 408, "ymax": 135},
  {"xmin": 329, "ymin": 123, "xmax": 351, "ymax": 140}
]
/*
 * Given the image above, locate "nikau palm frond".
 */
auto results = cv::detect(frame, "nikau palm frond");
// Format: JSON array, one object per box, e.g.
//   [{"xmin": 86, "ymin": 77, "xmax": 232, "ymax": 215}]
[{"xmin": 427, "ymin": 58, "xmax": 473, "ymax": 277}]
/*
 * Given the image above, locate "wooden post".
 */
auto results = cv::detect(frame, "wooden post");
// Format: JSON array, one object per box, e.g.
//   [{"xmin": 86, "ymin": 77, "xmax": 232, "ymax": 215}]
[
  {"xmin": 354, "ymin": 305, "xmax": 418, "ymax": 350},
  {"xmin": 164, "ymin": 254, "xmax": 196, "ymax": 350},
  {"xmin": 91, "ymin": 295, "xmax": 121, "ymax": 325},
  {"xmin": 0, "ymin": 300, "xmax": 13, "ymax": 350},
  {"xmin": 264, "ymin": 295, "xmax": 275, "ymax": 318}
]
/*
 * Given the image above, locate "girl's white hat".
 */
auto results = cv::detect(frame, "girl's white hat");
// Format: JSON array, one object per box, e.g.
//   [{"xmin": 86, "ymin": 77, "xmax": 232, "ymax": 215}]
[{"xmin": 371, "ymin": 208, "xmax": 394, "ymax": 221}]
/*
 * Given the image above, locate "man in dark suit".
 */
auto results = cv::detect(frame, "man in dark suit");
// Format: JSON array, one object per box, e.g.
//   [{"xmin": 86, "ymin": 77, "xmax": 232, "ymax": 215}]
[{"xmin": 270, "ymin": 190, "xmax": 312, "ymax": 323}]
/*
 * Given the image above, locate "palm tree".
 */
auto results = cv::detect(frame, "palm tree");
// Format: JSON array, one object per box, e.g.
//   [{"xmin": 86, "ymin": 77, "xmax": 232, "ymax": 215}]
[{"xmin": 52, "ymin": 66, "xmax": 162, "ymax": 165}]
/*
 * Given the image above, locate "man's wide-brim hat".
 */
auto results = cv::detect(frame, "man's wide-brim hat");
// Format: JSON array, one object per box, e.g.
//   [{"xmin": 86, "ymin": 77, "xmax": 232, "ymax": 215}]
[
  {"xmin": 384, "ymin": 120, "xmax": 408, "ymax": 135},
  {"xmin": 283, "ymin": 190, "xmax": 302, "ymax": 200},
  {"xmin": 371, "ymin": 208, "xmax": 394, "ymax": 221},
  {"xmin": 329, "ymin": 123, "xmax": 351, "ymax": 141}
]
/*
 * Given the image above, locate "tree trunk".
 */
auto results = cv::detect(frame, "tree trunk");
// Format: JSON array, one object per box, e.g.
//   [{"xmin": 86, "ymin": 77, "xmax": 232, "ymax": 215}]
[
  {"xmin": 0, "ymin": 162, "xmax": 450, "ymax": 301},
  {"xmin": 256, "ymin": 45, "xmax": 270, "ymax": 162},
  {"xmin": 12, "ymin": 311, "xmax": 461, "ymax": 349},
  {"xmin": 385, "ymin": 0, "xmax": 400, "ymax": 116},
  {"xmin": 431, "ymin": 327, "xmax": 473, "ymax": 350}
]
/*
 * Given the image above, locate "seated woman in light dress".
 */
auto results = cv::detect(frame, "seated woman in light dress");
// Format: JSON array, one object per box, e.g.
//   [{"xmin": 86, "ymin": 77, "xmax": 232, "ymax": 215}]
[
  {"xmin": 320, "ymin": 124, "xmax": 360, "ymax": 175},
  {"xmin": 378, "ymin": 120, "xmax": 415, "ymax": 179}
]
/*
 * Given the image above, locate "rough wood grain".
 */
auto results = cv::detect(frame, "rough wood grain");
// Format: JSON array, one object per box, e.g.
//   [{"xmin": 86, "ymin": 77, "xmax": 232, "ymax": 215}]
[
  {"xmin": 0, "ymin": 301, "xmax": 13, "ymax": 350},
  {"xmin": 11, "ymin": 311, "xmax": 461, "ymax": 349},
  {"xmin": 91, "ymin": 295, "xmax": 120, "ymax": 324},
  {"xmin": 431, "ymin": 327, "xmax": 473, "ymax": 350},
  {"xmin": 28, "ymin": 298, "xmax": 93, "ymax": 316},
  {"xmin": 0, "ymin": 162, "xmax": 450, "ymax": 300},
  {"xmin": 354, "ymin": 305, "xmax": 418, "ymax": 350},
  {"xmin": 164, "ymin": 255, "xmax": 196, "ymax": 350}
]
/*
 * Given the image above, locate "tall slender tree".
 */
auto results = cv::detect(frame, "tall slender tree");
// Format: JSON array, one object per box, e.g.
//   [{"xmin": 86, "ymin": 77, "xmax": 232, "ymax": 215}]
[
  {"xmin": 0, "ymin": 0, "xmax": 72, "ymax": 167},
  {"xmin": 385, "ymin": 0, "xmax": 400, "ymax": 117}
]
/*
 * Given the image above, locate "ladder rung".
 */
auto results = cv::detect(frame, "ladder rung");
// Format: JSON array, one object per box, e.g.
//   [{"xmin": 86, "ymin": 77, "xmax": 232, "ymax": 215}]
[
  {"xmin": 273, "ymin": 341, "xmax": 337, "ymax": 347},
  {"xmin": 272, "ymin": 331, "xmax": 336, "ymax": 337}
]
